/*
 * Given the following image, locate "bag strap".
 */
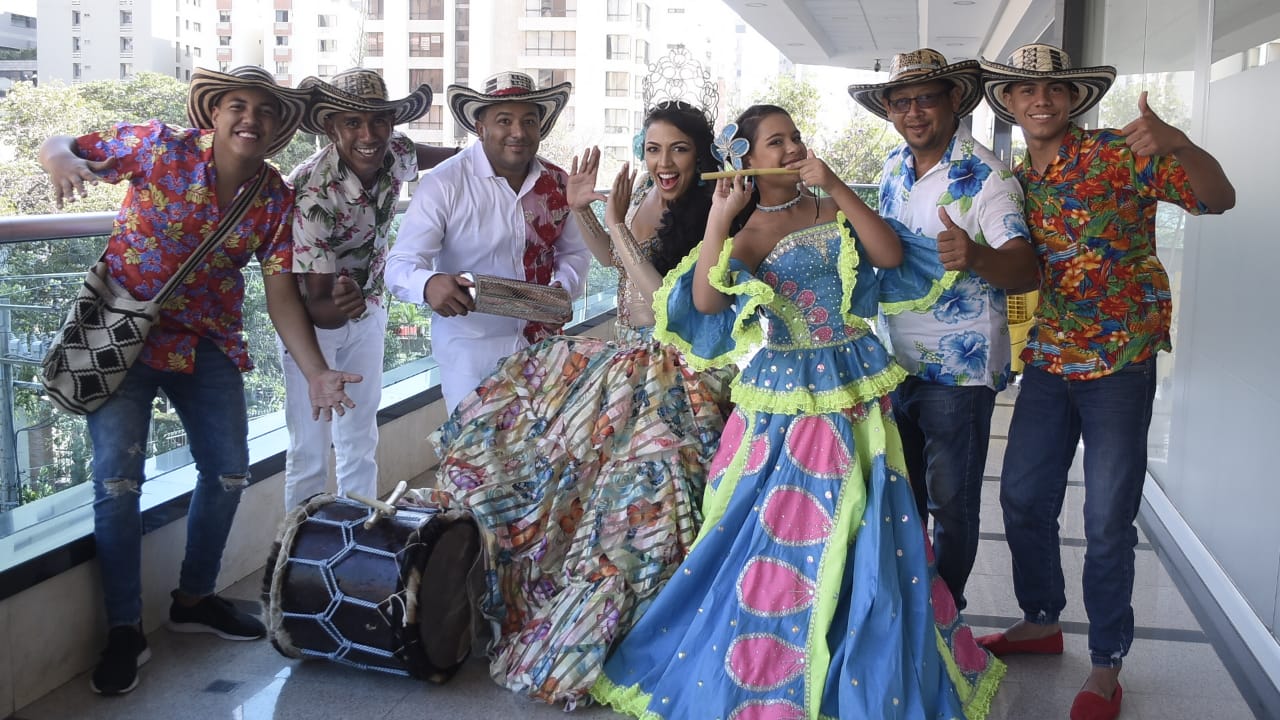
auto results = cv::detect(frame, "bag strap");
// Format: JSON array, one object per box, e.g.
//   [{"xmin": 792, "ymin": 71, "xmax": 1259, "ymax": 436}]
[{"xmin": 150, "ymin": 168, "xmax": 271, "ymax": 305}]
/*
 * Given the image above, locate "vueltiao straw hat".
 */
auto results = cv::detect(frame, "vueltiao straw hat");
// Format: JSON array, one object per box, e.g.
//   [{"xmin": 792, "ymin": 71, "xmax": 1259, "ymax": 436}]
[
  {"xmin": 187, "ymin": 65, "xmax": 309, "ymax": 158},
  {"xmin": 298, "ymin": 68, "xmax": 433, "ymax": 136},
  {"xmin": 848, "ymin": 49, "xmax": 983, "ymax": 120},
  {"xmin": 979, "ymin": 43, "xmax": 1116, "ymax": 125},
  {"xmin": 446, "ymin": 71, "xmax": 571, "ymax": 137}
]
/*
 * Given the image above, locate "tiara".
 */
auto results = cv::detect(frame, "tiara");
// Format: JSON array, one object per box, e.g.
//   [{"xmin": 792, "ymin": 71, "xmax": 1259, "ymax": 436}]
[{"xmin": 642, "ymin": 45, "xmax": 719, "ymax": 124}]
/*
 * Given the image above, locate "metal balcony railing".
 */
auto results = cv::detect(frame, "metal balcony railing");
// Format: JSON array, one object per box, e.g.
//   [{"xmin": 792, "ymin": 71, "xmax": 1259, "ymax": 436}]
[{"xmin": 0, "ymin": 203, "xmax": 621, "ymax": 574}]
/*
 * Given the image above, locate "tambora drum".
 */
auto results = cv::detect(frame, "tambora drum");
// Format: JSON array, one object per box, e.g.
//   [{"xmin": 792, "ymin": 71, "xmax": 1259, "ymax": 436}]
[{"xmin": 263, "ymin": 494, "xmax": 482, "ymax": 682}]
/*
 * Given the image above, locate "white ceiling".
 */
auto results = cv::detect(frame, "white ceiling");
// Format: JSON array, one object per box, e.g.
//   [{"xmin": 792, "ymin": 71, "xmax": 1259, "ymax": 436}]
[{"xmin": 722, "ymin": 0, "xmax": 1057, "ymax": 71}]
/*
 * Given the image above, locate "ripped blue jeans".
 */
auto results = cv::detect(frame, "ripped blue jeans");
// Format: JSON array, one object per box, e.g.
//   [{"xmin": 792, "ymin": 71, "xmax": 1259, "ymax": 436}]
[{"xmin": 88, "ymin": 339, "xmax": 250, "ymax": 628}]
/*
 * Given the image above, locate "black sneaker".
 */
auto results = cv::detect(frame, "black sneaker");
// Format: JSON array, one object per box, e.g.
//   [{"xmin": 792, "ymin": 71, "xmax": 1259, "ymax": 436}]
[
  {"xmin": 167, "ymin": 591, "xmax": 266, "ymax": 641},
  {"xmin": 90, "ymin": 625, "xmax": 151, "ymax": 696}
]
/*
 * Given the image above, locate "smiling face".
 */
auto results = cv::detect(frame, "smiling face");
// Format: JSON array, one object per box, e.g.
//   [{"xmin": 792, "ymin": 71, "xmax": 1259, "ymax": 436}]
[
  {"xmin": 885, "ymin": 80, "xmax": 960, "ymax": 162},
  {"xmin": 210, "ymin": 87, "xmax": 282, "ymax": 165},
  {"xmin": 742, "ymin": 111, "xmax": 805, "ymax": 187},
  {"xmin": 642, "ymin": 119, "xmax": 698, "ymax": 203},
  {"xmin": 475, "ymin": 101, "xmax": 543, "ymax": 179},
  {"xmin": 1002, "ymin": 79, "xmax": 1077, "ymax": 145},
  {"xmin": 325, "ymin": 110, "xmax": 394, "ymax": 187}
]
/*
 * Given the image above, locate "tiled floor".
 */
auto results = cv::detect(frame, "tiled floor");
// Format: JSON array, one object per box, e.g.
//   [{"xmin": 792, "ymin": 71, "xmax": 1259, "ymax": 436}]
[{"xmin": 13, "ymin": 389, "xmax": 1260, "ymax": 719}]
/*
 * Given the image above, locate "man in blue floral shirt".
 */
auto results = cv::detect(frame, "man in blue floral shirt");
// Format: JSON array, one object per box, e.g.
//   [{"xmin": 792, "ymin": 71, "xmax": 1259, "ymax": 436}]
[{"xmin": 850, "ymin": 49, "xmax": 1038, "ymax": 610}]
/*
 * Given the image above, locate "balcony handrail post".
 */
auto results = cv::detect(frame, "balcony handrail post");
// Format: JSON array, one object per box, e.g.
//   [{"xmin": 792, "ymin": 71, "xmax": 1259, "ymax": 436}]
[{"xmin": 0, "ymin": 297, "xmax": 21, "ymax": 511}]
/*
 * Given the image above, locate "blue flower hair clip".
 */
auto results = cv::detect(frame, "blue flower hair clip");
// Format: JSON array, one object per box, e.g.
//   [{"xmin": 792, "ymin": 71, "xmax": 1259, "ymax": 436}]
[
  {"xmin": 632, "ymin": 131, "xmax": 645, "ymax": 160},
  {"xmin": 712, "ymin": 123, "xmax": 749, "ymax": 172}
]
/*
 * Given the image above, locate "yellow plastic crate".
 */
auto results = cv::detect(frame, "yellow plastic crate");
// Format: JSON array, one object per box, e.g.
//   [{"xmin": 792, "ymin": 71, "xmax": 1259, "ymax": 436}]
[{"xmin": 1008, "ymin": 290, "xmax": 1039, "ymax": 374}]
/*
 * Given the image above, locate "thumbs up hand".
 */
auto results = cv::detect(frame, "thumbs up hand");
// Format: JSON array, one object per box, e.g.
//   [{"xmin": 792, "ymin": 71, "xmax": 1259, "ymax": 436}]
[
  {"xmin": 1120, "ymin": 90, "xmax": 1189, "ymax": 157},
  {"xmin": 936, "ymin": 207, "xmax": 976, "ymax": 271}
]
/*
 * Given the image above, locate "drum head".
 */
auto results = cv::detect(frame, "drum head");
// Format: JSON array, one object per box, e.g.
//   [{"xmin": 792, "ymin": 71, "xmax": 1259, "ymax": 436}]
[{"xmin": 416, "ymin": 518, "xmax": 482, "ymax": 681}]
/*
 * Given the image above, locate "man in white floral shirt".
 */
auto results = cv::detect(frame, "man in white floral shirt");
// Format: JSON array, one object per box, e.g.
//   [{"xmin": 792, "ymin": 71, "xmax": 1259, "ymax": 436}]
[
  {"xmin": 849, "ymin": 50, "xmax": 1039, "ymax": 611},
  {"xmin": 281, "ymin": 68, "xmax": 457, "ymax": 509}
]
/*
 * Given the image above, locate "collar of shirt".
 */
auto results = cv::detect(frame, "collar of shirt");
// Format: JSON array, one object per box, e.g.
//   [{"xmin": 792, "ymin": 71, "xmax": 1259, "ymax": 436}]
[
  {"xmin": 466, "ymin": 141, "xmax": 547, "ymax": 199},
  {"xmin": 888, "ymin": 124, "xmax": 967, "ymax": 189},
  {"xmin": 319, "ymin": 139, "xmax": 397, "ymax": 200},
  {"xmin": 1018, "ymin": 122, "xmax": 1086, "ymax": 181}
]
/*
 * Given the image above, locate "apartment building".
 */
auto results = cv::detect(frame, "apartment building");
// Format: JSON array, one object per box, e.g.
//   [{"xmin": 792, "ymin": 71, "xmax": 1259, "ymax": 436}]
[
  {"xmin": 30, "ymin": 0, "xmax": 780, "ymax": 156},
  {"xmin": 213, "ymin": 0, "xmax": 365, "ymax": 89},
  {"xmin": 0, "ymin": 1, "xmax": 38, "ymax": 98},
  {"xmin": 37, "ymin": 0, "xmax": 217, "ymax": 84}
]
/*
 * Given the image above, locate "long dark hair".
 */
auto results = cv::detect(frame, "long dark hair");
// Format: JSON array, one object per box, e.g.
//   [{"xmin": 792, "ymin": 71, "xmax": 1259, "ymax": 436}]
[
  {"xmin": 644, "ymin": 101, "xmax": 717, "ymax": 275},
  {"xmin": 727, "ymin": 104, "xmax": 793, "ymax": 235}
]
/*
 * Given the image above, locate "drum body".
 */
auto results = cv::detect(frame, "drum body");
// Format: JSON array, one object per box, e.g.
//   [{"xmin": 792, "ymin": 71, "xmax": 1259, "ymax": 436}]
[{"xmin": 263, "ymin": 494, "xmax": 481, "ymax": 682}]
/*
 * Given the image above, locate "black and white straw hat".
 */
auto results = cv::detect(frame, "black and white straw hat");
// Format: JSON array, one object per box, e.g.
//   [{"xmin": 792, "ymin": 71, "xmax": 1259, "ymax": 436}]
[
  {"xmin": 187, "ymin": 65, "xmax": 309, "ymax": 158},
  {"xmin": 979, "ymin": 44, "xmax": 1116, "ymax": 125},
  {"xmin": 847, "ymin": 49, "xmax": 983, "ymax": 121},
  {"xmin": 446, "ymin": 71, "xmax": 571, "ymax": 137},
  {"xmin": 298, "ymin": 68, "xmax": 434, "ymax": 136}
]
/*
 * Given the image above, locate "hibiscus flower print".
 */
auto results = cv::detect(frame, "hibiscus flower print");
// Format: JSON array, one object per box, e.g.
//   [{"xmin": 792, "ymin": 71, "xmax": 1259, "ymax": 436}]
[
  {"xmin": 947, "ymin": 154, "xmax": 992, "ymax": 201},
  {"xmin": 940, "ymin": 330, "xmax": 988, "ymax": 378},
  {"xmin": 933, "ymin": 276, "xmax": 985, "ymax": 324}
]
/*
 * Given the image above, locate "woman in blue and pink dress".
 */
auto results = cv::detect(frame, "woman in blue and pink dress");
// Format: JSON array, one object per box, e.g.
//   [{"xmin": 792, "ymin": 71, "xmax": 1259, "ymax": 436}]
[{"xmin": 592, "ymin": 105, "xmax": 1005, "ymax": 720}]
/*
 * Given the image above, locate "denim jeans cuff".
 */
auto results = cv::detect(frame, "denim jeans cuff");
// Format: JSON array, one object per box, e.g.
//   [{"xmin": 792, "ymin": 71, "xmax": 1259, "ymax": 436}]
[
  {"xmin": 1090, "ymin": 652, "xmax": 1125, "ymax": 669},
  {"xmin": 1024, "ymin": 610, "xmax": 1061, "ymax": 626}
]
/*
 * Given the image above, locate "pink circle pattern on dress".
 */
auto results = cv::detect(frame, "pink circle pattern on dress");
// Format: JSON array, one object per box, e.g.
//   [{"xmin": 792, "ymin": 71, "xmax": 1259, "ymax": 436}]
[
  {"xmin": 727, "ymin": 699, "xmax": 807, "ymax": 720},
  {"xmin": 931, "ymin": 575, "xmax": 959, "ymax": 626},
  {"xmin": 708, "ymin": 408, "xmax": 748, "ymax": 481},
  {"xmin": 745, "ymin": 435, "xmax": 771, "ymax": 475},
  {"xmin": 737, "ymin": 556, "xmax": 817, "ymax": 617},
  {"xmin": 760, "ymin": 485, "xmax": 833, "ymax": 546},
  {"xmin": 724, "ymin": 633, "xmax": 806, "ymax": 691},
  {"xmin": 783, "ymin": 415, "xmax": 851, "ymax": 479}
]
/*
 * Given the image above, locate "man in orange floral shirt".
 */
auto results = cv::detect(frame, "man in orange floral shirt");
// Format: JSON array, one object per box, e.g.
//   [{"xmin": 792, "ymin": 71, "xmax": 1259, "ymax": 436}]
[
  {"xmin": 38, "ymin": 66, "xmax": 362, "ymax": 697},
  {"xmin": 973, "ymin": 45, "xmax": 1235, "ymax": 720}
]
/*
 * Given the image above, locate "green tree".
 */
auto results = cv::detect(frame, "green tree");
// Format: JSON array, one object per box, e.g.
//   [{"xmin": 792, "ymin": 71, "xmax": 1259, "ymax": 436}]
[
  {"xmin": 822, "ymin": 117, "xmax": 899, "ymax": 186},
  {"xmin": 77, "ymin": 72, "xmax": 189, "ymax": 126},
  {"xmin": 741, "ymin": 74, "xmax": 823, "ymax": 142},
  {"xmin": 0, "ymin": 79, "xmax": 115, "ymax": 160}
]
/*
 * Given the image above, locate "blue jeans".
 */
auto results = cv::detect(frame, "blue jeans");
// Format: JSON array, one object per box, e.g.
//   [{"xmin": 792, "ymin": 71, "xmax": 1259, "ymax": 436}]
[
  {"xmin": 88, "ymin": 340, "xmax": 250, "ymax": 628},
  {"xmin": 891, "ymin": 376, "xmax": 995, "ymax": 610},
  {"xmin": 1000, "ymin": 357, "xmax": 1156, "ymax": 668}
]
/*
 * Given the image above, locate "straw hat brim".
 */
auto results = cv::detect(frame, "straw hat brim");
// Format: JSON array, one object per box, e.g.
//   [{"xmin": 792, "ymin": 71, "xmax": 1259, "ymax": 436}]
[
  {"xmin": 446, "ymin": 82, "xmax": 571, "ymax": 137},
  {"xmin": 848, "ymin": 61, "xmax": 983, "ymax": 121},
  {"xmin": 298, "ymin": 77, "xmax": 434, "ymax": 136},
  {"xmin": 187, "ymin": 68, "xmax": 309, "ymax": 158},
  {"xmin": 978, "ymin": 58, "xmax": 1116, "ymax": 125}
]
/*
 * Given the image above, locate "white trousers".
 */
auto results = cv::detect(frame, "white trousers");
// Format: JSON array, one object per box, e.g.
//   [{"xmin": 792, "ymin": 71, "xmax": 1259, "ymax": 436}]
[{"xmin": 279, "ymin": 304, "xmax": 387, "ymax": 509}]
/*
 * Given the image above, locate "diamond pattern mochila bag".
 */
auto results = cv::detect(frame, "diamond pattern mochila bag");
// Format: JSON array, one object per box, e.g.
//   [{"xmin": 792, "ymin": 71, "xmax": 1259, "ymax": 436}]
[{"xmin": 40, "ymin": 170, "xmax": 267, "ymax": 415}]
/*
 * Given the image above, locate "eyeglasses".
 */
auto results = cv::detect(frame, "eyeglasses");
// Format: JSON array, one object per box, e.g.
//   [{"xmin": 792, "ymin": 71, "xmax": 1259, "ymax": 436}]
[{"xmin": 887, "ymin": 91, "xmax": 947, "ymax": 114}]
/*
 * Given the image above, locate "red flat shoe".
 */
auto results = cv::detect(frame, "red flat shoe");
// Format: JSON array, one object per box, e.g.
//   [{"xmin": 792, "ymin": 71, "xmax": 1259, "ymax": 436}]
[
  {"xmin": 974, "ymin": 629, "xmax": 1064, "ymax": 656},
  {"xmin": 1070, "ymin": 684, "xmax": 1122, "ymax": 720}
]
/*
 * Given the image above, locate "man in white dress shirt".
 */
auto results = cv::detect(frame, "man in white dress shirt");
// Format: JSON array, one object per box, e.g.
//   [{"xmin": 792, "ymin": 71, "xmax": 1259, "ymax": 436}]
[{"xmin": 385, "ymin": 71, "xmax": 591, "ymax": 412}]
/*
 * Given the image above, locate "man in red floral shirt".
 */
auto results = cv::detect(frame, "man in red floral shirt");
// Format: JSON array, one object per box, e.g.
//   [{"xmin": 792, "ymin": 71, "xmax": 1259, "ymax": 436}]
[
  {"xmin": 38, "ymin": 66, "xmax": 362, "ymax": 697},
  {"xmin": 973, "ymin": 45, "xmax": 1235, "ymax": 720}
]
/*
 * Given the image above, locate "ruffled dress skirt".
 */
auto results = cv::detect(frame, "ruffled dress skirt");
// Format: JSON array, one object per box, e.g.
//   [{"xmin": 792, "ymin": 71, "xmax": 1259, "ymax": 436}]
[{"xmin": 434, "ymin": 326, "xmax": 734, "ymax": 706}]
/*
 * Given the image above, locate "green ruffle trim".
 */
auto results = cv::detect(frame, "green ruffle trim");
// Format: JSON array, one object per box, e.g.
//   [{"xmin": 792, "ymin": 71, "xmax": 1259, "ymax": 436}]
[
  {"xmin": 835, "ymin": 211, "xmax": 861, "ymax": 324},
  {"xmin": 589, "ymin": 673, "xmax": 662, "ymax": 720},
  {"xmin": 650, "ymin": 239, "xmax": 772, "ymax": 373},
  {"xmin": 879, "ymin": 266, "xmax": 962, "ymax": 317},
  {"xmin": 935, "ymin": 629, "xmax": 1008, "ymax": 720},
  {"xmin": 728, "ymin": 362, "xmax": 907, "ymax": 417}
]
